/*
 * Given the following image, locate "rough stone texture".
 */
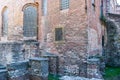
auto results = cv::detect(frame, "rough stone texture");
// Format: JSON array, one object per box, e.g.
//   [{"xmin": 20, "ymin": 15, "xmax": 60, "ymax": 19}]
[
  {"xmin": 60, "ymin": 76, "xmax": 103, "ymax": 80},
  {"xmin": 87, "ymin": 58, "xmax": 103, "ymax": 79},
  {"xmin": 29, "ymin": 58, "xmax": 48, "ymax": 80},
  {"xmin": 0, "ymin": 41, "xmax": 40, "ymax": 66},
  {"xmin": 0, "ymin": 42, "xmax": 23, "ymax": 65},
  {"xmin": 106, "ymin": 13, "xmax": 120, "ymax": 67},
  {"xmin": 7, "ymin": 61, "xmax": 29, "ymax": 80},
  {"xmin": 0, "ymin": 59, "xmax": 49, "ymax": 80},
  {"xmin": 23, "ymin": 40, "xmax": 40, "ymax": 60},
  {"xmin": 42, "ymin": 52, "xmax": 59, "ymax": 75},
  {"xmin": 0, "ymin": 65, "xmax": 7, "ymax": 80}
]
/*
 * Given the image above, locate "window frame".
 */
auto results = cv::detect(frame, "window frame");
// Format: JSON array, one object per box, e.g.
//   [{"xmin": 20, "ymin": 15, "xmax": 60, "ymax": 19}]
[{"xmin": 54, "ymin": 27, "xmax": 65, "ymax": 42}]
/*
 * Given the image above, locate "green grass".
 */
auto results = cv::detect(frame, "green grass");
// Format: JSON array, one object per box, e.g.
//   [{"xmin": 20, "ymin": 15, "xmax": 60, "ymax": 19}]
[
  {"xmin": 48, "ymin": 74, "xmax": 60, "ymax": 80},
  {"xmin": 104, "ymin": 66, "xmax": 120, "ymax": 80}
]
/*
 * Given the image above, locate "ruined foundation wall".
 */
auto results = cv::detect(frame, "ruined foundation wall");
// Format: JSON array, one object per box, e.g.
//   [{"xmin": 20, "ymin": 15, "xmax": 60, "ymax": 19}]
[{"xmin": 106, "ymin": 13, "xmax": 120, "ymax": 67}]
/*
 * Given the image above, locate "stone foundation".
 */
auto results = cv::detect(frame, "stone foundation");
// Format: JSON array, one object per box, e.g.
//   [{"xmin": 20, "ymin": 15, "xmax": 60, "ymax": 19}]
[
  {"xmin": 0, "ymin": 57, "xmax": 49, "ymax": 80},
  {"xmin": 29, "ymin": 58, "xmax": 48, "ymax": 80},
  {"xmin": 87, "ymin": 58, "xmax": 103, "ymax": 79},
  {"xmin": 7, "ymin": 61, "xmax": 29, "ymax": 80},
  {"xmin": 42, "ymin": 52, "xmax": 59, "ymax": 75}
]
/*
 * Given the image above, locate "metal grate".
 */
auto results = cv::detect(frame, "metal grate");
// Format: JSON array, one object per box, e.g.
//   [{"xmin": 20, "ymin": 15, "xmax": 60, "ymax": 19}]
[
  {"xmin": 60, "ymin": 0, "xmax": 69, "ymax": 10},
  {"xmin": 23, "ymin": 6, "xmax": 37, "ymax": 37}
]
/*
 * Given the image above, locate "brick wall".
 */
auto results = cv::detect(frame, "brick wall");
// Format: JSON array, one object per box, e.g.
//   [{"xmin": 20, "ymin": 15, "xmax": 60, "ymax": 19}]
[
  {"xmin": 41, "ymin": 0, "xmax": 103, "ymax": 76},
  {"xmin": 0, "ymin": 0, "xmax": 42, "ymax": 41},
  {"xmin": 0, "ymin": 0, "xmax": 103, "ymax": 77}
]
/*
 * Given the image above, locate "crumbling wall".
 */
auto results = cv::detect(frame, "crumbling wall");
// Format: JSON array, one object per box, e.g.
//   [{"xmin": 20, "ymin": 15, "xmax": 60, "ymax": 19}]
[
  {"xmin": 0, "ymin": 40, "xmax": 40, "ymax": 66},
  {"xmin": 106, "ymin": 13, "xmax": 120, "ymax": 67}
]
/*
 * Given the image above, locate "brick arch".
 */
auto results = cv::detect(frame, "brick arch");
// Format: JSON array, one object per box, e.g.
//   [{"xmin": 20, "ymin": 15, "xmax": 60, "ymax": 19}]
[
  {"xmin": 22, "ymin": 3, "xmax": 39, "ymax": 11},
  {"xmin": 22, "ymin": 3, "xmax": 39, "ymax": 38},
  {"xmin": 1, "ymin": 6, "xmax": 8, "ymax": 15}
]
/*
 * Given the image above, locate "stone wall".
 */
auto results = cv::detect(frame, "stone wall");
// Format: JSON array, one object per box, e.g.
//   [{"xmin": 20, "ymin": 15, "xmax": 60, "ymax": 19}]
[
  {"xmin": 29, "ymin": 58, "xmax": 48, "ymax": 80},
  {"xmin": 0, "ymin": 57, "xmax": 49, "ymax": 80},
  {"xmin": 0, "ymin": 41, "xmax": 40, "ymax": 66},
  {"xmin": 7, "ymin": 61, "xmax": 29, "ymax": 80},
  {"xmin": 106, "ymin": 13, "xmax": 120, "ymax": 67}
]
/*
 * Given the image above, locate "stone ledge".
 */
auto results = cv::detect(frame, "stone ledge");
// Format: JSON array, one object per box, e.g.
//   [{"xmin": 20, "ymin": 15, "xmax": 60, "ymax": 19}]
[{"xmin": 60, "ymin": 76, "xmax": 103, "ymax": 80}]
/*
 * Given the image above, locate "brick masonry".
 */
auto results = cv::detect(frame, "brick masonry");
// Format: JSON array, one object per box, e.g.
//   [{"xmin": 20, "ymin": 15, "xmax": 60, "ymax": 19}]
[
  {"xmin": 0, "ymin": 0, "xmax": 104, "ymax": 78},
  {"xmin": 44, "ymin": 0, "xmax": 103, "ymax": 76}
]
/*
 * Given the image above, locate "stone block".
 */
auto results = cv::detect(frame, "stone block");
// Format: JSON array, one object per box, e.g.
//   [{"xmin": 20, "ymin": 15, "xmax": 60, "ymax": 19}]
[
  {"xmin": 0, "ymin": 69, "xmax": 7, "ymax": 80},
  {"xmin": 87, "ymin": 58, "xmax": 102, "ymax": 79},
  {"xmin": 7, "ymin": 61, "xmax": 29, "ymax": 80},
  {"xmin": 29, "ymin": 57, "xmax": 48, "ymax": 80},
  {"xmin": 42, "ymin": 52, "xmax": 59, "ymax": 75}
]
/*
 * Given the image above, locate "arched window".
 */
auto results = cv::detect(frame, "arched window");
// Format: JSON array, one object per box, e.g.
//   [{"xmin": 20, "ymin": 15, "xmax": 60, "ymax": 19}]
[
  {"xmin": 2, "ymin": 6, "xmax": 8, "ymax": 37},
  {"xmin": 23, "ymin": 5, "xmax": 38, "ymax": 37}
]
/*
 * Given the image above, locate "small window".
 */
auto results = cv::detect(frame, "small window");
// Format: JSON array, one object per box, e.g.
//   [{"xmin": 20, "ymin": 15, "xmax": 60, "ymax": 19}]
[
  {"xmin": 60, "ymin": 0, "xmax": 69, "ymax": 10},
  {"xmin": 55, "ymin": 28, "xmax": 63, "ymax": 41}
]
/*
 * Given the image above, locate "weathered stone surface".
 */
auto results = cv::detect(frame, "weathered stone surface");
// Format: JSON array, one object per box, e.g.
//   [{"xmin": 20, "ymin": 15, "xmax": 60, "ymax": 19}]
[
  {"xmin": 87, "ymin": 58, "xmax": 103, "ymax": 79},
  {"xmin": 7, "ymin": 61, "xmax": 29, "ymax": 80},
  {"xmin": 0, "ymin": 42, "xmax": 23, "ymax": 65},
  {"xmin": 0, "ymin": 69, "xmax": 7, "ymax": 80},
  {"xmin": 29, "ymin": 57, "xmax": 48, "ymax": 80},
  {"xmin": 23, "ymin": 40, "xmax": 40, "ymax": 60},
  {"xmin": 42, "ymin": 52, "xmax": 59, "ymax": 75},
  {"xmin": 60, "ymin": 76, "xmax": 103, "ymax": 80},
  {"xmin": 0, "ymin": 40, "xmax": 40, "ymax": 66},
  {"xmin": 106, "ymin": 13, "xmax": 120, "ymax": 67}
]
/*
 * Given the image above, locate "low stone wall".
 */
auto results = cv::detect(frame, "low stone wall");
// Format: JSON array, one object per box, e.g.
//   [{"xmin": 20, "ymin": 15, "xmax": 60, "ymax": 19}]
[
  {"xmin": 87, "ymin": 58, "xmax": 103, "ymax": 79},
  {"xmin": 0, "ymin": 40, "xmax": 40, "ymax": 66},
  {"xmin": 0, "ymin": 57, "xmax": 49, "ymax": 80},
  {"xmin": 42, "ymin": 53, "xmax": 59, "ymax": 75},
  {"xmin": 0, "ymin": 42, "xmax": 23, "ymax": 65},
  {"xmin": 7, "ymin": 61, "xmax": 29, "ymax": 80}
]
